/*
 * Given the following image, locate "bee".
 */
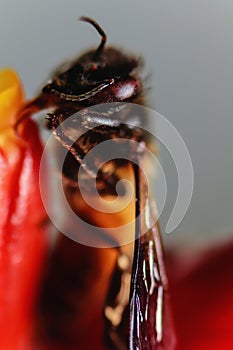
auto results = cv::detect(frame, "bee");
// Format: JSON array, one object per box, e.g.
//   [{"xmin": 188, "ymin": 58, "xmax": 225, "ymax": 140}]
[{"xmin": 16, "ymin": 17, "xmax": 175, "ymax": 350}]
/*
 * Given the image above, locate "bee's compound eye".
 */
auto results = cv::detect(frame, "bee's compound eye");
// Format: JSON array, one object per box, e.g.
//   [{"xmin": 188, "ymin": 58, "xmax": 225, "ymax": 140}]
[{"xmin": 111, "ymin": 78, "xmax": 140, "ymax": 101}]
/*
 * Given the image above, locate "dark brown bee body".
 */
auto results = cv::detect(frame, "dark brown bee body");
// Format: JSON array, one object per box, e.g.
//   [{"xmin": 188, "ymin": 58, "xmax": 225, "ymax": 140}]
[{"xmin": 16, "ymin": 16, "xmax": 176, "ymax": 350}]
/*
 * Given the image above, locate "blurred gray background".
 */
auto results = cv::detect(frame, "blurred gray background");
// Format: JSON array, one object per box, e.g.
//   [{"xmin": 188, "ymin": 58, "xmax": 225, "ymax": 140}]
[{"xmin": 1, "ymin": 0, "xmax": 233, "ymax": 251}]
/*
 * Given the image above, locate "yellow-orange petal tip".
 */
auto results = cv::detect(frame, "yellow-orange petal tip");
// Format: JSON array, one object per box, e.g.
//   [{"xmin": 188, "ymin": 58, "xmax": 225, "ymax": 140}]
[{"xmin": 0, "ymin": 68, "xmax": 24, "ymax": 131}]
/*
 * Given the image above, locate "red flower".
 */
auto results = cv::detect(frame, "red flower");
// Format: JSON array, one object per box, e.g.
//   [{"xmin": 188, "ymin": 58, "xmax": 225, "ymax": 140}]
[
  {"xmin": 0, "ymin": 69, "xmax": 48, "ymax": 349},
  {"xmin": 168, "ymin": 241, "xmax": 233, "ymax": 349}
]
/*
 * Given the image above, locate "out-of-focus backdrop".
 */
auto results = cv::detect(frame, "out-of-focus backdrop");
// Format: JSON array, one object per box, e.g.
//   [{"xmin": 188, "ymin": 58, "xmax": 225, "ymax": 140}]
[{"xmin": 1, "ymin": 0, "xmax": 232, "ymax": 252}]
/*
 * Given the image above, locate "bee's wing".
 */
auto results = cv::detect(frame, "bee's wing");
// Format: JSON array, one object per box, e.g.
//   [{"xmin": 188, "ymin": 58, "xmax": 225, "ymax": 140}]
[{"xmin": 129, "ymin": 165, "xmax": 176, "ymax": 350}]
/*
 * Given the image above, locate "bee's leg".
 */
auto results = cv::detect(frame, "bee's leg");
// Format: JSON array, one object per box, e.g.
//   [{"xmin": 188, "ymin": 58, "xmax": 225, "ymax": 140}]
[
  {"xmin": 47, "ymin": 111, "xmax": 126, "ymax": 196},
  {"xmin": 14, "ymin": 94, "xmax": 52, "ymax": 134},
  {"xmin": 46, "ymin": 110, "xmax": 87, "ymax": 169},
  {"xmin": 129, "ymin": 162, "xmax": 142, "ymax": 349}
]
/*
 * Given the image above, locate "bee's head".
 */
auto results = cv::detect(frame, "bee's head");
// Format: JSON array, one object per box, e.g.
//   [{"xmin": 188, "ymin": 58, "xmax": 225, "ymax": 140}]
[{"xmin": 42, "ymin": 17, "xmax": 141, "ymax": 105}]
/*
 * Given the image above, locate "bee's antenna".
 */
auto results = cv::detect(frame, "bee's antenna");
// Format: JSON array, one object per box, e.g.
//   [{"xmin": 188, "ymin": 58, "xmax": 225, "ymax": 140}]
[{"xmin": 79, "ymin": 16, "xmax": 107, "ymax": 57}]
